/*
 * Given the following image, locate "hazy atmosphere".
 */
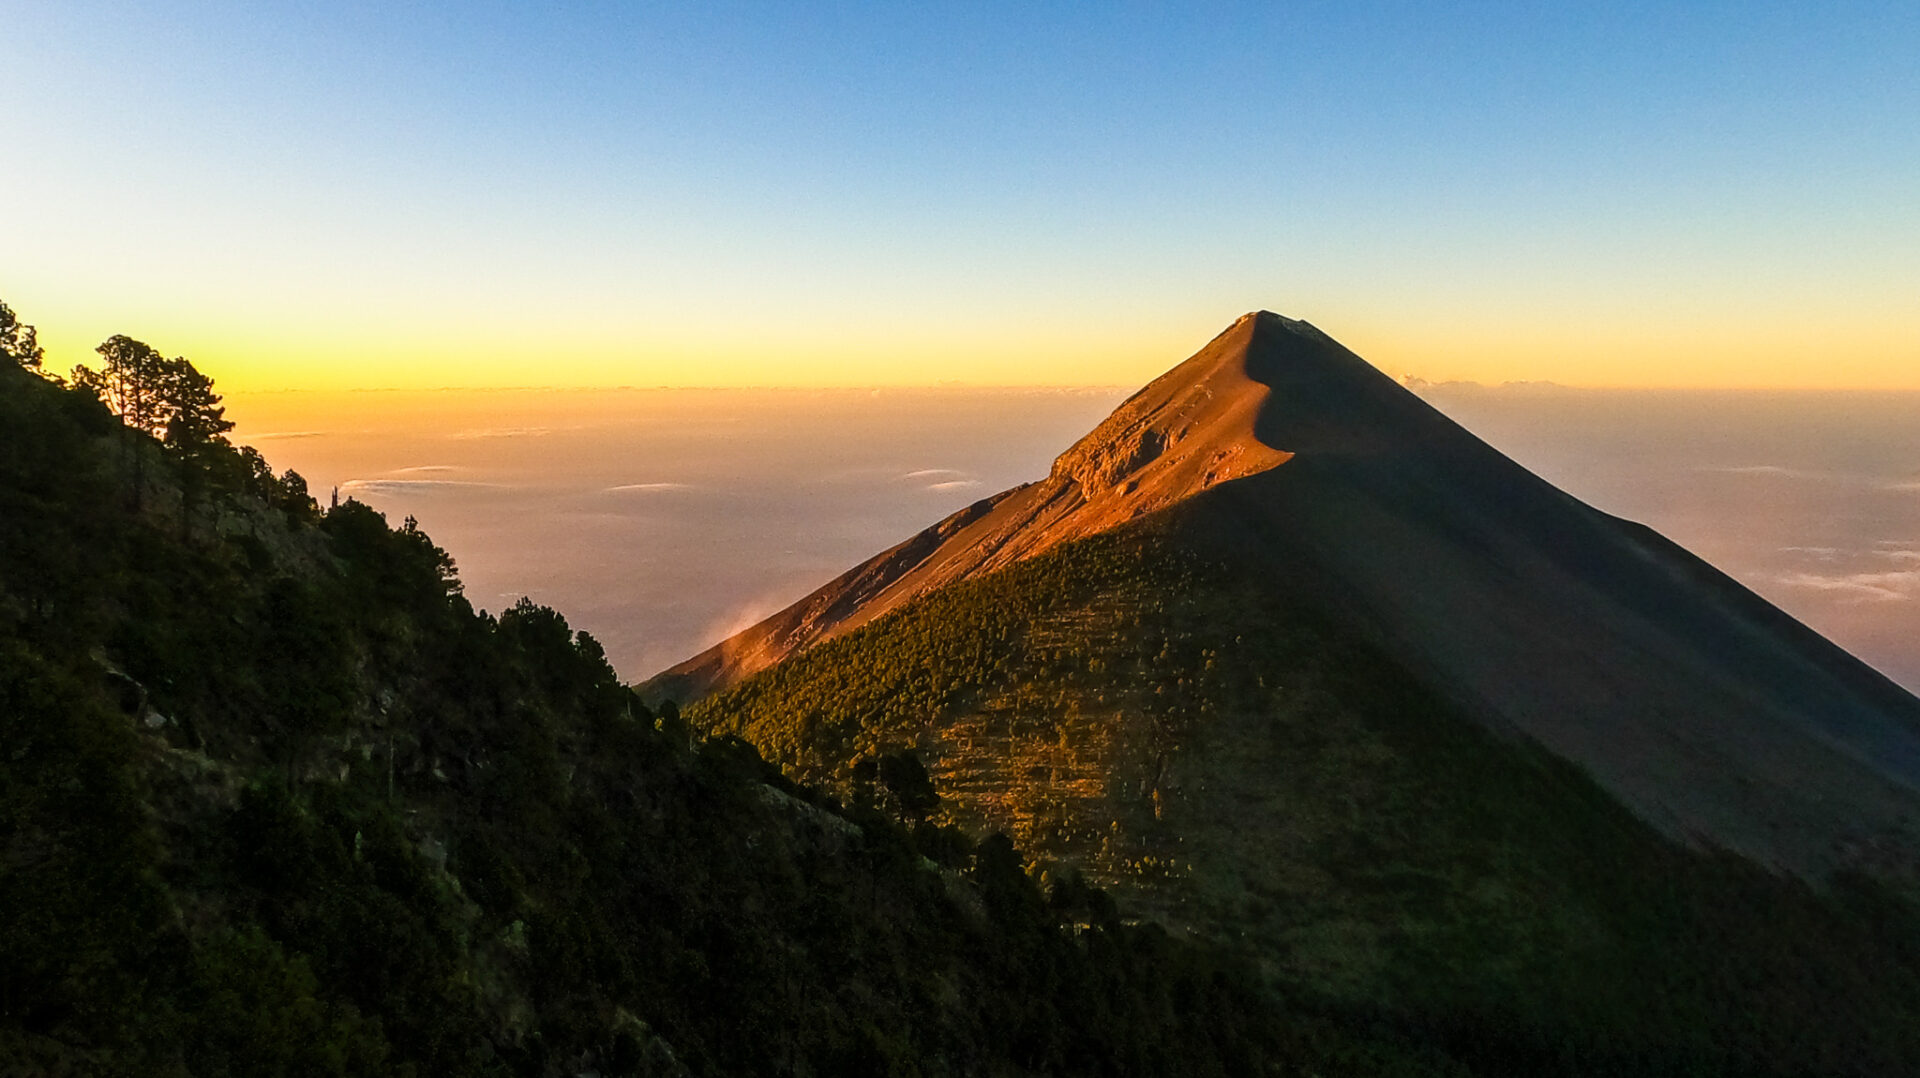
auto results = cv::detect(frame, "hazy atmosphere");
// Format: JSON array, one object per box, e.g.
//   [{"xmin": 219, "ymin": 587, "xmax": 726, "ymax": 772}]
[
  {"xmin": 230, "ymin": 382, "xmax": 1920, "ymax": 693},
  {"xmin": 228, "ymin": 386, "xmax": 1128, "ymax": 677}
]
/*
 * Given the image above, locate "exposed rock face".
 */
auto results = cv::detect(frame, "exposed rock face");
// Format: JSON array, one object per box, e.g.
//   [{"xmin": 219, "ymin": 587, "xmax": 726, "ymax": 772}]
[
  {"xmin": 649, "ymin": 311, "xmax": 1920, "ymax": 877},
  {"xmin": 646, "ymin": 313, "xmax": 1293, "ymax": 702},
  {"xmin": 1054, "ymin": 425, "xmax": 1162, "ymax": 491}
]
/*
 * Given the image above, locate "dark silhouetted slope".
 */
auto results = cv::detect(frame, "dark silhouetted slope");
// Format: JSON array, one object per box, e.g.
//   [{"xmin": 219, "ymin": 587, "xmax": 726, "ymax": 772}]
[{"xmin": 1, "ymin": 346, "xmax": 1339, "ymax": 1077}]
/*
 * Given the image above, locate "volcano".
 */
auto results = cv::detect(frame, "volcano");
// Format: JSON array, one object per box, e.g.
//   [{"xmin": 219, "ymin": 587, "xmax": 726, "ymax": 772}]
[
  {"xmin": 655, "ymin": 311, "xmax": 1920, "ymax": 878},
  {"xmin": 650, "ymin": 312, "xmax": 1920, "ymax": 1070}
]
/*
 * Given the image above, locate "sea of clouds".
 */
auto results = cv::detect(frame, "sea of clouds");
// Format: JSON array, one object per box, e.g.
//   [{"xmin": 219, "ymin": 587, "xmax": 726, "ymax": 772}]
[{"xmin": 229, "ymin": 383, "xmax": 1920, "ymax": 693}]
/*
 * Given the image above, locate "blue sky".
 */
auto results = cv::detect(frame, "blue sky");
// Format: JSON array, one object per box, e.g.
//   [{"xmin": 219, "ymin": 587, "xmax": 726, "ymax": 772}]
[{"xmin": 4, "ymin": 2, "xmax": 1916, "ymax": 388}]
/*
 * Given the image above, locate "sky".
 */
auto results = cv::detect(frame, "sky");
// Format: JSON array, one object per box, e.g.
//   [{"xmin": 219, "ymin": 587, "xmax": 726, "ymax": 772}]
[{"xmin": 4, "ymin": 2, "xmax": 1918, "ymax": 390}]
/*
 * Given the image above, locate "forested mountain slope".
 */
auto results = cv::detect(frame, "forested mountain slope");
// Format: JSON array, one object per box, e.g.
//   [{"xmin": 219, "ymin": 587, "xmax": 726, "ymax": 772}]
[
  {"xmin": 0, "ymin": 334, "xmax": 1375, "ymax": 1077},
  {"xmin": 693, "ymin": 522, "xmax": 1920, "ymax": 1077}
]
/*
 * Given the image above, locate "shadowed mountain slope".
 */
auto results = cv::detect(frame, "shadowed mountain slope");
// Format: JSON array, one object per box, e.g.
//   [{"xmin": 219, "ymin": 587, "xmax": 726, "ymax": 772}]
[
  {"xmin": 658, "ymin": 311, "xmax": 1920, "ymax": 880},
  {"xmin": 691, "ymin": 523, "xmax": 1920, "ymax": 1076}
]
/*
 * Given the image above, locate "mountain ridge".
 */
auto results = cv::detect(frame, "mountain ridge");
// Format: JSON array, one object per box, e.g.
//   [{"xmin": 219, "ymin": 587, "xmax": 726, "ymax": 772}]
[{"xmin": 648, "ymin": 311, "xmax": 1297, "ymax": 700}]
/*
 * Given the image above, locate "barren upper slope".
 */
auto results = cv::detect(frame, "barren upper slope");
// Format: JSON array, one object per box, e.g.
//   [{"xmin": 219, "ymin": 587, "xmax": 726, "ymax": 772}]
[
  {"xmin": 654, "ymin": 311, "xmax": 1920, "ymax": 877},
  {"xmin": 650, "ymin": 312, "xmax": 1293, "ymax": 698}
]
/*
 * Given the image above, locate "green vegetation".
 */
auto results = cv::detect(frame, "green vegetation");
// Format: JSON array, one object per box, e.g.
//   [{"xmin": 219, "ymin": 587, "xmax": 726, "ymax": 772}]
[
  {"xmin": 13, "ymin": 291, "xmax": 1920, "ymax": 1075},
  {"xmin": 695, "ymin": 518, "xmax": 1920, "ymax": 1077},
  {"xmin": 0, "ymin": 300, "xmax": 44, "ymax": 369},
  {"xmin": 1, "ymin": 304, "xmax": 1436, "ymax": 1075}
]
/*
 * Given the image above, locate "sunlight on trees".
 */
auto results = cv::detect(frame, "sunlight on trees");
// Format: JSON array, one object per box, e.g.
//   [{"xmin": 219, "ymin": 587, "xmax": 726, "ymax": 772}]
[
  {"xmin": 71, "ymin": 335, "xmax": 233, "ymax": 448},
  {"xmin": 0, "ymin": 301, "xmax": 43, "ymax": 369}
]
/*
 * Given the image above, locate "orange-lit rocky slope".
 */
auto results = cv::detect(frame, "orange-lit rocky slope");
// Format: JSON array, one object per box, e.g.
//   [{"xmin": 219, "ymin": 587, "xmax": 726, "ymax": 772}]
[
  {"xmin": 653, "ymin": 311, "xmax": 1920, "ymax": 876},
  {"xmin": 653, "ymin": 312, "xmax": 1293, "ymax": 697}
]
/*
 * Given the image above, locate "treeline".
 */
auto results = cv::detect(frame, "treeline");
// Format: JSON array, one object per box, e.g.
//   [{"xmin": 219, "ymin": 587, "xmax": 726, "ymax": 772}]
[
  {"xmin": 694, "ymin": 534, "xmax": 1209, "ymax": 777},
  {"xmin": 1, "ymin": 300, "xmax": 1428, "ymax": 1076}
]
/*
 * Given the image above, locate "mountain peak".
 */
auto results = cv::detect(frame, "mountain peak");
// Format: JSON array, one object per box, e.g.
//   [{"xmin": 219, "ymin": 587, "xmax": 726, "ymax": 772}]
[
  {"xmin": 643, "ymin": 313, "xmax": 1300, "ymax": 698},
  {"xmin": 1046, "ymin": 310, "xmax": 1294, "ymax": 515},
  {"xmin": 1044, "ymin": 306, "xmax": 1454, "ymax": 500},
  {"xmin": 646, "ymin": 311, "xmax": 1410, "ymax": 701}
]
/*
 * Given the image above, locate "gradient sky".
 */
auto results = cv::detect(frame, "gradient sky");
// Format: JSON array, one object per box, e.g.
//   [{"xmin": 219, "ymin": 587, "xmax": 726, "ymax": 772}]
[{"xmin": 4, "ymin": 2, "xmax": 1916, "ymax": 390}]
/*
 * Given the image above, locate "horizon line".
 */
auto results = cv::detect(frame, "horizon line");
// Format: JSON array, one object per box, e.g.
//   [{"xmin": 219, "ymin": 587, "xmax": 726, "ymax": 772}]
[{"xmin": 219, "ymin": 380, "xmax": 1920, "ymax": 395}]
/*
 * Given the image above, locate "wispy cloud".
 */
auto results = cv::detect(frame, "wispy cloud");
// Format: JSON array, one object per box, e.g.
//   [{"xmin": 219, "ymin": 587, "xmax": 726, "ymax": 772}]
[
  {"xmin": 1774, "ymin": 570, "xmax": 1920, "ymax": 602},
  {"xmin": 605, "ymin": 482, "xmax": 696, "ymax": 494},
  {"xmin": 339, "ymin": 478, "xmax": 503, "ymax": 496},
  {"xmin": 390, "ymin": 464, "xmax": 458, "ymax": 475},
  {"xmin": 250, "ymin": 430, "xmax": 325, "ymax": 440},
  {"xmin": 1401, "ymin": 377, "xmax": 1571, "ymax": 396},
  {"xmin": 448, "ymin": 426, "xmax": 551, "ymax": 440},
  {"xmin": 1778, "ymin": 545, "xmax": 1841, "ymax": 558},
  {"xmin": 901, "ymin": 467, "xmax": 983, "ymax": 492},
  {"xmin": 1700, "ymin": 464, "xmax": 1832, "ymax": 481}
]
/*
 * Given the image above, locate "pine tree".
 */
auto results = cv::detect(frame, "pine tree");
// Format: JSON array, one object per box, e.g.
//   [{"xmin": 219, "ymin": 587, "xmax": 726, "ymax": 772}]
[
  {"xmin": 0, "ymin": 300, "xmax": 45, "ymax": 369},
  {"xmin": 72, "ymin": 336, "xmax": 172, "ymax": 436},
  {"xmin": 159, "ymin": 355, "xmax": 234, "ymax": 452}
]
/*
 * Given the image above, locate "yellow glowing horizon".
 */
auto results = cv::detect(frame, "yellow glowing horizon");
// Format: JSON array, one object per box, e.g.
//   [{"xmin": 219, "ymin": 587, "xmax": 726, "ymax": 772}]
[{"xmin": 23, "ymin": 300, "xmax": 1920, "ymax": 395}]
